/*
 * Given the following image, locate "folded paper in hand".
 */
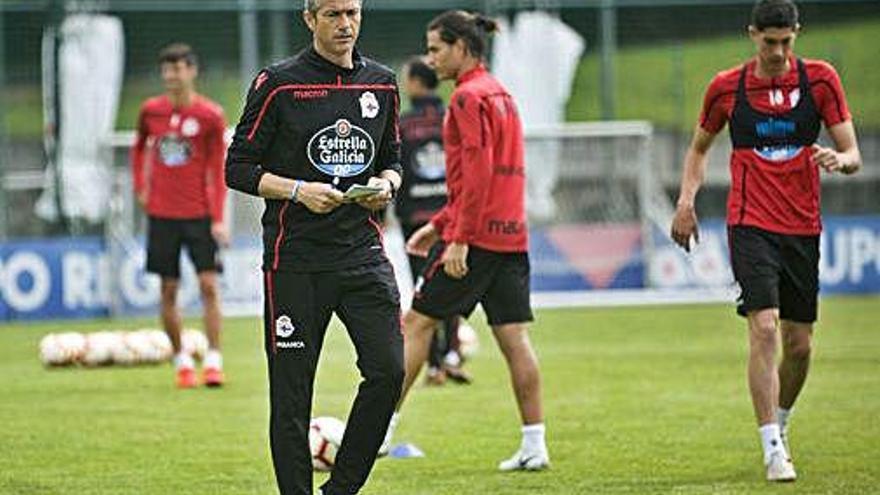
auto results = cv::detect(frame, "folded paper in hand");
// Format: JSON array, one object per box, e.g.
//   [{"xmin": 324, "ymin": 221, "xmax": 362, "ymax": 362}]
[{"xmin": 343, "ymin": 184, "xmax": 384, "ymax": 201}]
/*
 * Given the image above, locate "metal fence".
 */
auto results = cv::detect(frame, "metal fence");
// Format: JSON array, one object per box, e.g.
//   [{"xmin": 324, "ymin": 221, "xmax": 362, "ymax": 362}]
[{"xmin": 0, "ymin": 0, "xmax": 878, "ymax": 239}]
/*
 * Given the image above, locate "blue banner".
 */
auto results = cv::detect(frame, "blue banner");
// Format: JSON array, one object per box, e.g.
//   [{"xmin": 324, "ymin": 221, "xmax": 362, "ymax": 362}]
[
  {"xmin": 647, "ymin": 216, "xmax": 880, "ymax": 294},
  {"xmin": 0, "ymin": 237, "xmax": 107, "ymax": 320},
  {"xmin": 1, "ymin": 216, "xmax": 879, "ymax": 320}
]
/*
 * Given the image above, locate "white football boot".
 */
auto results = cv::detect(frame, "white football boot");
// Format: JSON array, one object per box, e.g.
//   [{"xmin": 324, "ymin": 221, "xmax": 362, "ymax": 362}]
[
  {"xmin": 498, "ymin": 447, "xmax": 550, "ymax": 472},
  {"xmin": 765, "ymin": 450, "xmax": 797, "ymax": 482},
  {"xmin": 377, "ymin": 421, "xmax": 395, "ymax": 458},
  {"xmin": 780, "ymin": 427, "xmax": 791, "ymax": 461}
]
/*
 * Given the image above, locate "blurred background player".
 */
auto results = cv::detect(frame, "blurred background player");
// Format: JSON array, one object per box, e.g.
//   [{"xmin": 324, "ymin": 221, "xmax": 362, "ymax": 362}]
[
  {"xmin": 131, "ymin": 43, "xmax": 229, "ymax": 389},
  {"xmin": 383, "ymin": 11, "xmax": 549, "ymax": 471},
  {"xmin": 670, "ymin": 0, "xmax": 862, "ymax": 482},
  {"xmin": 395, "ymin": 56, "xmax": 470, "ymax": 386}
]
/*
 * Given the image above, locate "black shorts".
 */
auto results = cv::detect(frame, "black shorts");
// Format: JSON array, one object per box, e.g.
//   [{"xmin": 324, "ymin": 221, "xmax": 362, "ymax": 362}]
[
  {"xmin": 728, "ymin": 225, "xmax": 819, "ymax": 323},
  {"xmin": 146, "ymin": 216, "xmax": 221, "ymax": 278},
  {"xmin": 411, "ymin": 242, "xmax": 533, "ymax": 326}
]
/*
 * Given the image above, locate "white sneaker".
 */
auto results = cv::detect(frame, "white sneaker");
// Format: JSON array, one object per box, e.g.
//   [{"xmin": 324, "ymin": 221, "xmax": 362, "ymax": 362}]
[
  {"xmin": 498, "ymin": 448, "xmax": 550, "ymax": 472},
  {"xmin": 766, "ymin": 450, "xmax": 797, "ymax": 482},
  {"xmin": 377, "ymin": 426, "xmax": 394, "ymax": 457},
  {"xmin": 377, "ymin": 439, "xmax": 390, "ymax": 457},
  {"xmin": 780, "ymin": 429, "xmax": 790, "ymax": 459}
]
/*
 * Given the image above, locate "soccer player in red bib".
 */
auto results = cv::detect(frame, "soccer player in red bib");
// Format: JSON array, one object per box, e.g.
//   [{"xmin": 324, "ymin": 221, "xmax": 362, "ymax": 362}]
[
  {"xmin": 381, "ymin": 11, "xmax": 549, "ymax": 472},
  {"xmin": 671, "ymin": 0, "xmax": 862, "ymax": 482},
  {"xmin": 131, "ymin": 43, "xmax": 229, "ymax": 389}
]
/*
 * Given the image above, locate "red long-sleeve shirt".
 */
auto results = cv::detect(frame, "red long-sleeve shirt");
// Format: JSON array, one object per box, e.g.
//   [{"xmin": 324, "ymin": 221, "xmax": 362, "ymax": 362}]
[
  {"xmin": 431, "ymin": 65, "xmax": 528, "ymax": 252},
  {"xmin": 131, "ymin": 94, "xmax": 227, "ymax": 222}
]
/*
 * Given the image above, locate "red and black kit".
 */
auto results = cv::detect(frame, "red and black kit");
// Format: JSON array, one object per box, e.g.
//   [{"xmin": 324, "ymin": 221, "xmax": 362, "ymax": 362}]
[
  {"xmin": 699, "ymin": 56, "xmax": 851, "ymax": 321},
  {"xmin": 131, "ymin": 94, "xmax": 227, "ymax": 277},
  {"xmin": 414, "ymin": 64, "xmax": 533, "ymax": 326}
]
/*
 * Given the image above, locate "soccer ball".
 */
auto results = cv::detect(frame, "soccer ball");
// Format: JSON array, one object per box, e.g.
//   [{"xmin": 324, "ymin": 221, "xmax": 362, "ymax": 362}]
[
  {"xmin": 181, "ymin": 328, "xmax": 208, "ymax": 361},
  {"xmin": 143, "ymin": 329, "xmax": 173, "ymax": 362},
  {"xmin": 309, "ymin": 416, "xmax": 346, "ymax": 472},
  {"xmin": 457, "ymin": 322, "xmax": 480, "ymax": 359},
  {"xmin": 38, "ymin": 334, "xmax": 69, "ymax": 366},
  {"xmin": 125, "ymin": 330, "xmax": 162, "ymax": 364},
  {"xmin": 109, "ymin": 331, "xmax": 138, "ymax": 366},
  {"xmin": 39, "ymin": 332, "xmax": 87, "ymax": 366},
  {"xmin": 81, "ymin": 331, "xmax": 116, "ymax": 367}
]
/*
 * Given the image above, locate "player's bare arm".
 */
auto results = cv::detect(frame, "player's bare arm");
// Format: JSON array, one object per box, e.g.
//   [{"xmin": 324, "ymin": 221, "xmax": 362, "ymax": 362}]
[
  {"xmin": 405, "ymin": 222, "xmax": 439, "ymax": 257},
  {"xmin": 671, "ymin": 125, "xmax": 718, "ymax": 252},
  {"xmin": 257, "ymin": 172, "xmax": 343, "ymax": 214},
  {"xmin": 813, "ymin": 120, "xmax": 862, "ymax": 174}
]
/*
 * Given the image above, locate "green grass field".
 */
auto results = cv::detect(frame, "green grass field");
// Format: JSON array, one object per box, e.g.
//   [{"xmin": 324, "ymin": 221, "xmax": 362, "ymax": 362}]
[{"xmin": 1, "ymin": 297, "xmax": 878, "ymax": 494}]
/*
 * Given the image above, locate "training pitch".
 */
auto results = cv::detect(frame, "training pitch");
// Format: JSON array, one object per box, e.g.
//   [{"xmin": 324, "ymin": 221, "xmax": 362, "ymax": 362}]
[{"xmin": 1, "ymin": 297, "xmax": 878, "ymax": 494}]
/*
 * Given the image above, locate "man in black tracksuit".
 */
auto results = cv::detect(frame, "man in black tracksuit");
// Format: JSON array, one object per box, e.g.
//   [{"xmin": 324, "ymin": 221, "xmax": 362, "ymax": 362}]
[{"xmin": 225, "ymin": 1, "xmax": 403, "ymax": 493}]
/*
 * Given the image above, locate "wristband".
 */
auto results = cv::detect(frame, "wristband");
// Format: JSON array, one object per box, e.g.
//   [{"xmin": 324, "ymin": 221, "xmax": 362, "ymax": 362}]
[{"xmin": 291, "ymin": 180, "xmax": 302, "ymax": 202}]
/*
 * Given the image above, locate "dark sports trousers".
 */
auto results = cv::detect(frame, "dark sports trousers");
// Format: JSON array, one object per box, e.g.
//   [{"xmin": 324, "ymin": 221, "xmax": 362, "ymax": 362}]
[
  {"xmin": 145, "ymin": 216, "xmax": 221, "ymax": 278},
  {"xmin": 401, "ymin": 223, "xmax": 459, "ymax": 367},
  {"xmin": 263, "ymin": 261, "xmax": 404, "ymax": 495},
  {"xmin": 728, "ymin": 225, "xmax": 820, "ymax": 323}
]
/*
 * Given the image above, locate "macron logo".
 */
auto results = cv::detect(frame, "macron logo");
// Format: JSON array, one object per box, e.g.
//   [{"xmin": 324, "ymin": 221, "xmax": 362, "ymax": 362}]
[{"xmin": 254, "ymin": 72, "xmax": 268, "ymax": 91}]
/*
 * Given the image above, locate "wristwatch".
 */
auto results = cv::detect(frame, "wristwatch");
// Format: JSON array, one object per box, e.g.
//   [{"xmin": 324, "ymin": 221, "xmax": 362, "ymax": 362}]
[{"xmin": 384, "ymin": 178, "xmax": 398, "ymax": 199}]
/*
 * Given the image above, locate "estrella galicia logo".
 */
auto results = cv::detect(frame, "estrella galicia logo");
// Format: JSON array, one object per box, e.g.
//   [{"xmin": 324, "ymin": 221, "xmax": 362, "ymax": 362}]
[
  {"xmin": 157, "ymin": 134, "xmax": 192, "ymax": 167},
  {"xmin": 307, "ymin": 119, "xmax": 375, "ymax": 177},
  {"xmin": 275, "ymin": 315, "xmax": 296, "ymax": 338}
]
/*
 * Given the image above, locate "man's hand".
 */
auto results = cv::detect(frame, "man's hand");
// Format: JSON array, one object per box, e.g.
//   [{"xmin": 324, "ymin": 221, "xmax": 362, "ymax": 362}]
[
  {"xmin": 354, "ymin": 176, "xmax": 393, "ymax": 211},
  {"xmin": 442, "ymin": 242, "xmax": 469, "ymax": 279},
  {"xmin": 812, "ymin": 143, "xmax": 852, "ymax": 174},
  {"xmin": 211, "ymin": 222, "xmax": 230, "ymax": 247},
  {"xmin": 136, "ymin": 191, "xmax": 148, "ymax": 209},
  {"xmin": 670, "ymin": 203, "xmax": 700, "ymax": 253},
  {"xmin": 406, "ymin": 223, "xmax": 440, "ymax": 257},
  {"xmin": 296, "ymin": 182, "xmax": 344, "ymax": 214},
  {"xmin": 812, "ymin": 143, "xmax": 842, "ymax": 172}
]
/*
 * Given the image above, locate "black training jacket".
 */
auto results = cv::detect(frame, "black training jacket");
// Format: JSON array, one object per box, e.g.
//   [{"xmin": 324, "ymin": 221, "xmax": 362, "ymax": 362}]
[
  {"xmin": 396, "ymin": 95, "xmax": 447, "ymax": 228},
  {"xmin": 226, "ymin": 46, "xmax": 402, "ymax": 272}
]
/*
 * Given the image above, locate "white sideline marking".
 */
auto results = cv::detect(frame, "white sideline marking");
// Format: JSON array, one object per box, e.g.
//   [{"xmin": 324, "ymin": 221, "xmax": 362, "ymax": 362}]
[{"xmin": 220, "ymin": 288, "xmax": 735, "ymax": 319}]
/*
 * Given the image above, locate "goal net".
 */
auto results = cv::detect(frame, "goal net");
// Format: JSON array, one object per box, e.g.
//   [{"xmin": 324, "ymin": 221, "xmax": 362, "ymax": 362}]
[{"xmin": 521, "ymin": 121, "xmax": 734, "ymax": 307}]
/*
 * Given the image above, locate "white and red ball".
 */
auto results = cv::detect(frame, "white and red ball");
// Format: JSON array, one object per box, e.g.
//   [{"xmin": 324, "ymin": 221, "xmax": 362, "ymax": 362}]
[{"xmin": 309, "ymin": 416, "xmax": 346, "ymax": 472}]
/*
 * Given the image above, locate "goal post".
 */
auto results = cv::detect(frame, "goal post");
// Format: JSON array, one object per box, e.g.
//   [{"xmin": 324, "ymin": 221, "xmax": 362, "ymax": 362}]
[{"xmin": 522, "ymin": 120, "xmax": 733, "ymax": 307}]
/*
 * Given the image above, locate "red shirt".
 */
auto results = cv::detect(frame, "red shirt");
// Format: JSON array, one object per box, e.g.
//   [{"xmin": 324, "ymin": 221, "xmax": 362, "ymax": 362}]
[
  {"xmin": 430, "ymin": 65, "xmax": 528, "ymax": 252},
  {"xmin": 700, "ymin": 56, "xmax": 850, "ymax": 235},
  {"xmin": 131, "ymin": 94, "xmax": 227, "ymax": 222}
]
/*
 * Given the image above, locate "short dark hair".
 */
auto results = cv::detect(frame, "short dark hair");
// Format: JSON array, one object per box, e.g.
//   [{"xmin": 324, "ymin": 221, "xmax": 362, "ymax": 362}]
[
  {"xmin": 304, "ymin": 0, "xmax": 362, "ymax": 14},
  {"xmin": 405, "ymin": 57, "xmax": 438, "ymax": 90},
  {"xmin": 751, "ymin": 0, "xmax": 799, "ymax": 30},
  {"xmin": 428, "ymin": 10, "xmax": 499, "ymax": 59},
  {"xmin": 158, "ymin": 43, "xmax": 198, "ymax": 66}
]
